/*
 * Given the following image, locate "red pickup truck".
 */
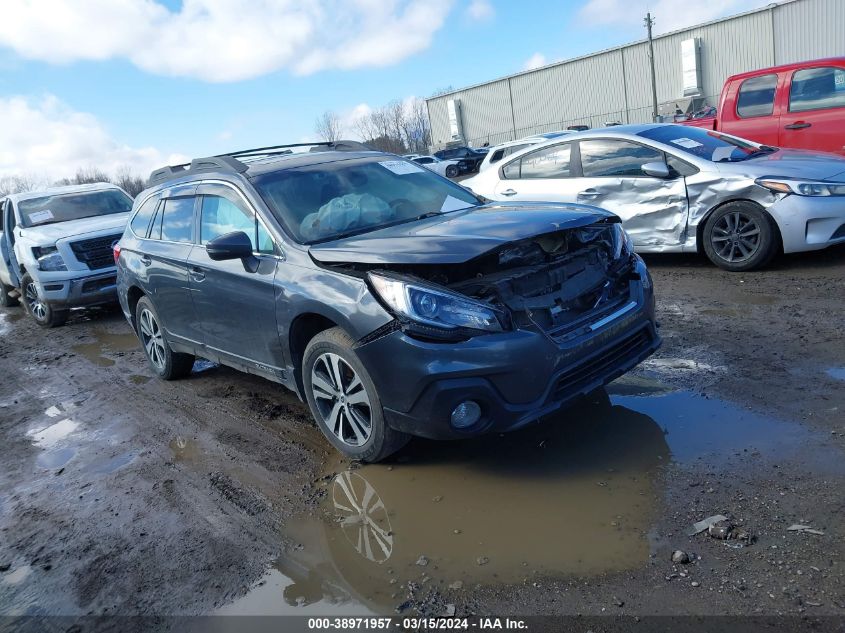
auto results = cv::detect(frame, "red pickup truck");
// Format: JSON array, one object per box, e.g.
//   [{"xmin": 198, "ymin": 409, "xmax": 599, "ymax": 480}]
[{"xmin": 678, "ymin": 57, "xmax": 845, "ymax": 156}]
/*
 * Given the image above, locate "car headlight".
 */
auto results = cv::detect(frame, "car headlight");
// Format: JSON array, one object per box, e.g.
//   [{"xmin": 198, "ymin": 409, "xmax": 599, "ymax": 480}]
[
  {"xmin": 368, "ymin": 272, "xmax": 504, "ymax": 335},
  {"xmin": 612, "ymin": 223, "xmax": 634, "ymax": 260},
  {"xmin": 756, "ymin": 178, "xmax": 845, "ymax": 197},
  {"xmin": 33, "ymin": 246, "xmax": 67, "ymax": 271}
]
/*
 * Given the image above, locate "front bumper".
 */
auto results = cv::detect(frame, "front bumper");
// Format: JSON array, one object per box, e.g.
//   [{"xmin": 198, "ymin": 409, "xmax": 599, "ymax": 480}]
[
  {"xmin": 768, "ymin": 194, "xmax": 845, "ymax": 253},
  {"xmin": 32, "ymin": 271, "xmax": 118, "ymax": 308},
  {"xmin": 354, "ymin": 260, "xmax": 660, "ymax": 440}
]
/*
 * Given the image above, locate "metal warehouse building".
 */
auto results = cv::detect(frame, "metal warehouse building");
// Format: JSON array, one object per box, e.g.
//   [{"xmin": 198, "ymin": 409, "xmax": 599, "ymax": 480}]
[{"xmin": 426, "ymin": 0, "xmax": 844, "ymax": 148}]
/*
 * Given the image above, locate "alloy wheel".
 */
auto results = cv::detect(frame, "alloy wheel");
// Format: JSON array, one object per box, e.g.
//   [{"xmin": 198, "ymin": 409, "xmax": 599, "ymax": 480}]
[
  {"xmin": 332, "ymin": 470, "xmax": 393, "ymax": 563},
  {"xmin": 138, "ymin": 308, "xmax": 166, "ymax": 371},
  {"xmin": 311, "ymin": 352, "xmax": 372, "ymax": 447},
  {"xmin": 25, "ymin": 282, "xmax": 47, "ymax": 321},
  {"xmin": 711, "ymin": 211, "xmax": 761, "ymax": 263}
]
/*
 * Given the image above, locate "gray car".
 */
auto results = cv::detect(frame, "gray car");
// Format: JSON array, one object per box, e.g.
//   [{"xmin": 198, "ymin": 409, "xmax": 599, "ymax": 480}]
[
  {"xmin": 464, "ymin": 124, "xmax": 845, "ymax": 271},
  {"xmin": 116, "ymin": 142, "xmax": 660, "ymax": 461}
]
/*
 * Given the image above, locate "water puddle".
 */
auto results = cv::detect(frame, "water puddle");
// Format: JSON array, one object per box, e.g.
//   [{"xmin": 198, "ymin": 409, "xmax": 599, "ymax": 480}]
[
  {"xmin": 86, "ymin": 452, "xmax": 136, "ymax": 475},
  {"xmin": 129, "ymin": 374, "xmax": 151, "ymax": 385},
  {"xmin": 36, "ymin": 447, "xmax": 76, "ymax": 470},
  {"xmin": 170, "ymin": 436, "xmax": 200, "ymax": 462},
  {"xmin": 0, "ymin": 310, "xmax": 23, "ymax": 335},
  {"xmin": 27, "ymin": 419, "xmax": 79, "ymax": 448},
  {"xmin": 826, "ymin": 367, "xmax": 845, "ymax": 381},
  {"xmin": 1, "ymin": 566, "xmax": 31, "ymax": 587},
  {"xmin": 226, "ymin": 382, "xmax": 844, "ymax": 615},
  {"xmin": 71, "ymin": 328, "xmax": 138, "ymax": 367}
]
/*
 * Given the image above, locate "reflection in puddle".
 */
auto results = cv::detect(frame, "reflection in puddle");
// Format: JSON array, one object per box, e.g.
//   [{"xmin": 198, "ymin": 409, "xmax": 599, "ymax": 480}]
[
  {"xmin": 27, "ymin": 419, "xmax": 79, "ymax": 448},
  {"xmin": 170, "ymin": 436, "xmax": 200, "ymax": 462},
  {"xmin": 87, "ymin": 452, "xmax": 135, "ymax": 474},
  {"xmin": 1, "ymin": 566, "xmax": 31, "ymax": 586},
  {"xmin": 0, "ymin": 311, "xmax": 23, "ymax": 335},
  {"xmin": 71, "ymin": 328, "xmax": 138, "ymax": 367},
  {"xmin": 192, "ymin": 359, "xmax": 220, "ymax": 374},
  {"xmin": 36, "ymin": 447, "xmax": 76, "ymax": 469},
  {"xmin": 223, "ymin": 386, "xmax": 845, "ymax": 616},
  {"xmin": 827, "ymin": 367, "xmax": 845, "ymax": 381}
]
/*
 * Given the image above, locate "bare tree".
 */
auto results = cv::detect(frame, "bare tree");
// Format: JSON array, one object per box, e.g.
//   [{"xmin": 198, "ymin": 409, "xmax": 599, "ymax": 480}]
[
  {"xmin": 315, "ymin": 110, "xmax": 343, "ymax": 143},
  {"xmin": 113, "ymin": 165, "xmax": 147, "ymax": 198},
  {"xmin": 0, "ymin": 174, "xmax": 42, "ymax": 197}
]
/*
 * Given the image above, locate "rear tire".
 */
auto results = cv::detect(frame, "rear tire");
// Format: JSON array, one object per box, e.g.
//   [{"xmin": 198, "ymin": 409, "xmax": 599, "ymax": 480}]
[
  {"xmin": 445, "ymin": 165, "xmax": 458, "ymax": 178},
  {"xmin": 135, "ymin": 295, "xmax": 194, "ymax": 380},
  {"xmin": 21, "ymin": 274, "xmax": 67, "ymax": 327},
  {"xmin": 0, "ymin": 283, "xmax": 18, "ymax": 308},
  {"xmin": 702, "ymin": 202, "xmax": 778, "ymax": 272},
  {"xmin": 303, "ymin": 327, "xmax": 409, "ymax": 462}
]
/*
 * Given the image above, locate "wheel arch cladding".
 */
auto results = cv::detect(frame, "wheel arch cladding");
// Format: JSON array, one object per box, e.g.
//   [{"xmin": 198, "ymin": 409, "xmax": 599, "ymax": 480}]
[
  {"xmin": 127, "ymin": 286, "xmax": 145, "ymax": 329},
  {"xmin": 289, "ymin": 312, "xmax": 340, "ymax": 397}
]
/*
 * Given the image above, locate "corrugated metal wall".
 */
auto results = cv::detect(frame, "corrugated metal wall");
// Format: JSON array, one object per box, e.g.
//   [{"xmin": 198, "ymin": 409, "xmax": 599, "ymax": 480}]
[{"xmin": 427, "ymin": 0, "xmax": 843, "ymax": 148}]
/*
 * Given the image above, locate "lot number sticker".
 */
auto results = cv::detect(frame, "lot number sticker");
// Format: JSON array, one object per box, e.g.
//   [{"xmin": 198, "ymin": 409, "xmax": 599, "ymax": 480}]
[
  {"xmin": 28, "ymin": 210, "xmax": 55, "ymax": 224},
  {"xmin": 670, "ymin": 137, "xmax": 703, "ymax": 149},
  {"xmin": 379, "ymin": 160, "xmax": 425, "ymax": 175}
]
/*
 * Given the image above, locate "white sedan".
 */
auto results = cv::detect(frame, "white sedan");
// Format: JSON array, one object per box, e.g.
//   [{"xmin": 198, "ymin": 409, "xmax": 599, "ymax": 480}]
[
  {"xmin": 410, "ymin": 155, "xmax": 464, "ymax": 179},
  {"xmin": 462, "ymin": 124, "xmax": 845, "ymax": 271}
]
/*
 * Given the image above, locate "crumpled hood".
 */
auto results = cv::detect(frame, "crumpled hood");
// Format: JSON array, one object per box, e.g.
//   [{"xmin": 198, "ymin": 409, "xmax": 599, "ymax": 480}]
[
  {"xmin": 19, "ymin": 213, "xmax": 130, "ymax": 244},
  {"xmin": 734, "ymin": 148, "xmax": 845, "ymax": 181},
  {"xmin": 309, "ymin": 202, "xmax": 613, "ymax": 265}
]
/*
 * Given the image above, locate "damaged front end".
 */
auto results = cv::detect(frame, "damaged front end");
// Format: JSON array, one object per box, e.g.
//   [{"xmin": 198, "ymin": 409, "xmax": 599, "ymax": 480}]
[{"xmin": 362, "ymin": 218, "xmax": 642, "ymax": 343}]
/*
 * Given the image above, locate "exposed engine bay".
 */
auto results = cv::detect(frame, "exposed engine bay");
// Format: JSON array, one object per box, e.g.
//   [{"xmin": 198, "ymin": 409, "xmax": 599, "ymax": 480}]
[{"xmin": 328, "ymin": 220, "xmax": 639, "ymax": 338}]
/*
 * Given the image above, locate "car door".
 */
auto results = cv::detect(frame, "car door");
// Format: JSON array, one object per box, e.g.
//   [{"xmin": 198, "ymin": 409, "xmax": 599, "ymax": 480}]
[
  {"xmin": 187, "ymin": 182, "xmax": 283, "ymax": 375},
  {"xmin": 143, "ymin": 185, "xmax": 203, "ymax": 345},
  {"xmin": 1, "ymin": 199, "xmax": 21, "ymax": 287},
  {"xmin": 492, "ymin": 142, "xmax": 584, "ymax": 203},
  {"xmin": 573, "ymin": 138, "xmax": 689, "ymax": 248},
  {"xmin": 781, "ymin": 65, "xmax": 845, "ymax": 155},
  {"xmin": 729, "ymin": 73, "xmax": 782, "ymax": 147}
]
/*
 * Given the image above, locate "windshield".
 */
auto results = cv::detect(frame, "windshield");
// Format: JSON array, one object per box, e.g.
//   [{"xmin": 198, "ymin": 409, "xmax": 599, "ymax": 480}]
[
  {"xmin": 637, "ymin": 126, "xmax": 776, "ymax": 163},
  {"xmin": 18, "ymin": 189, "xmax": 133, "ymax": 228},
  {"xmin": 251, "ymin": 156, "xmax": 481, "ymax": 243}
]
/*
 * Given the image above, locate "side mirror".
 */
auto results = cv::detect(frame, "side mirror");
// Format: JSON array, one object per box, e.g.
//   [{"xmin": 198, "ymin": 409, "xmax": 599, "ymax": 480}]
[
  {"xmin": 206, "ymin": 229, "xmax": 257, "ymax": 262},
  {"xmin": 641, "ymin": 161, "xmax": 671, "ymax": 179}
]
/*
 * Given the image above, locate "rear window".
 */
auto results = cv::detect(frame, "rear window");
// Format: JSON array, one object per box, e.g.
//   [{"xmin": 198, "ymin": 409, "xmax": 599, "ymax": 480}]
[
  {"xmin": 638, "ymin": 126, "xmax": 769, "ymax": 163},
  {"xmin": 789, "ymin": 66, "xmax": 845, "ymax": 112},
  {"xmin": 503, "ymin": 143, "xmax": 571, "ymax": 179},
  {"xmin": 252, "ymin": 157, "xmax": 480, "ymax": 243},
  {"xmin": 130, "ymin": 195, "xmax": 159, "ymax": 237},
  {"xmin": 580, "ymin": 140, "xmax": 662, "ymax": 177},
  {"xmin": 737, "ymin": 74, "xmax": 778, "ymax": 118},
  {"xmin": 18, "ymin": 189, "xmax": 133, "ymax": 228}
]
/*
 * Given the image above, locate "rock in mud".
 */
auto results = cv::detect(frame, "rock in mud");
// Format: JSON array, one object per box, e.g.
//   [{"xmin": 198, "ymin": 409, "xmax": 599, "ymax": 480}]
[
  {"xmin": 671, "ymin": 550, "xmax": 691, "ymax": 564},
  {"xmin": 476, "ymin": 556, "xmax": 489, "ymax": 566},
  {"xmin": 448, "ymin": 581, "xmax": 463, "ymax": 590},
  {"xmin": 416, "ymin": 555, "xmax": 429, "ymax": 567}
]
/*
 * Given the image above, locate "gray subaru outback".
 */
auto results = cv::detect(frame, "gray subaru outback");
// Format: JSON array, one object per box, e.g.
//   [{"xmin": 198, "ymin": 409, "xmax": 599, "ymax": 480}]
[{"xmin": 115, "ymin": 141, "xmax": 660, "ymax": 462}]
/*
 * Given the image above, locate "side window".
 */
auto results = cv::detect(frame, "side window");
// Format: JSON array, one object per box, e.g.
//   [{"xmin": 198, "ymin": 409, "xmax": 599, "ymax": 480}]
[
  {"xmin": 737, "ymin": 74, "xmax": 778, "ymax": 118},
  {"xmin": 580, "ymin": 140, "xmax": 662, "ymax": 177},
  {"xmin": 200, "ymin": 194, "xmax": 274, "ymax": 254},
  {"xmin": 502, "ymin": 158, "xmax": 521, "ymax": 179},
  {"xmin": 416, "ymin": 157, "xmax": 433, "ymax": 164},
  {"xmin": 130, "ymin": 195, "xmax": 159, "ymax": 237},
  {"xmin": 665, "ymin": 154, "xmax": 698, "ymax": 177},
  {"xmin": 159, "ymin": 197, "xmax": 195, "ymax": 243},
  {"xmin": 789, "ymin": 67, "xmax": 845, "ymax": 112},
  {"xmin": 518, "ymin": 144, "xmax": 572, "ymax": 179},
  {"xmin": 489, "ymin": 149, "xmax": 505, "ymax": 164}
]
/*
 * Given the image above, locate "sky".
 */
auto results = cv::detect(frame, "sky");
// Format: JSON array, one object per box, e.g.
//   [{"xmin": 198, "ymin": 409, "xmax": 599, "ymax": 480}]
[{"xmin": 0, "ymin": 0, "xmax": 774, "ymax": 183}]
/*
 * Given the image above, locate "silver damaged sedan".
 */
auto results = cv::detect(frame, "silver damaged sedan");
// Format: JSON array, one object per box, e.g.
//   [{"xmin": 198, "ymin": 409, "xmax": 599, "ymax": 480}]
[{"xmin": 463, "ymin": 124, "xmax": 845, "ymax": 271}]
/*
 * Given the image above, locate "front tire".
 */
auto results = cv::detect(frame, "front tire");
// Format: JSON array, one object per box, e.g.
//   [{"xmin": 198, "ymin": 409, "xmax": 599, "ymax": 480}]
[
  {"xmin": 445, "ymin": 165, "xmax": 458, "ymax": 178},
  {"xmin": 135, "ymin": 296, "xmax": 194, "ymax": 380},
  {"xmin": 21, "ymin": 274, "xmax": 67, "ymax": 327},
  {"xmin": 702, "ymin": 202, "xmax": 778, "ymax": 272},
  {"xmin": 303, "ymin": 327, "xmax": 409, "ymax": 462},
  {"xmin": 0, "ymin": 283, "xmax": 19, "ymax": 308}
]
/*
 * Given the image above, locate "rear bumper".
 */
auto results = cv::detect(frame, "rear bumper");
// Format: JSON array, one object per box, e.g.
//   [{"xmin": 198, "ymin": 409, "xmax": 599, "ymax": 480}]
[
  {"xmin": 34, "ymin": 271, "xmax": 118, "ymax": 308},
  {"xmin": 769, "ymin": 195, "xmax": 845, "ymax": 253},
  {"xmin": 355, "ymin": 259, "xmax": 660, "ymax": 440}
]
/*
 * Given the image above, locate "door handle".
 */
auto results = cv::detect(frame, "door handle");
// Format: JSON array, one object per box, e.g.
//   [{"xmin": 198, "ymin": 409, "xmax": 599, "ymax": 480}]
[
  {"xmin": 579, "ymin": 189, "xmax": 600, "ymax": 198},
  {"xmin": 189, "ymin": 266, "xmax": 206, "ymax": 282},
  {"xmin": 140, "ymin": 255, "xmax": 151, "ymax": 266},
  {"xmin": 501, "ymin": 189, "xmax": 517, "ymax": 196},
  {"xmin": 784, "ymin": 122, "xmax": 812, "ymax": 130}
]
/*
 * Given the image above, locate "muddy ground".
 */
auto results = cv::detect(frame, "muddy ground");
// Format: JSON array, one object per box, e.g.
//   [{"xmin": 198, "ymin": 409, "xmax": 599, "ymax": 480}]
[{"xmin": 0, "ymin": 246, "xmax": 843, "ymax": 625}]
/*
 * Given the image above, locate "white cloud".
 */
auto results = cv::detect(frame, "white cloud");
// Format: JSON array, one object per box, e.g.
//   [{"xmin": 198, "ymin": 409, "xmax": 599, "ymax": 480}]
[
  {"xmin": 0, "ymin": 95, "xmax": 184, "ymax": 182},
  {"xmin": 466, "ymin": 0, "xmax": 495, "ymax": 21},
  {"xmin": 578, "ymin": 0, "xmax": 772, "ymax": 33},
  {"xmin": 0, "ymin": 0, "xmax": 454, "ymax": 82},
  {"xmin": 523, "ymin": 52, "xmax": 547, "ymax": 71}
]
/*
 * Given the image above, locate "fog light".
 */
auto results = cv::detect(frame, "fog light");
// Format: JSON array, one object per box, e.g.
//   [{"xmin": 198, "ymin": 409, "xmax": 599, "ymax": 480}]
[{"xmin": 451, "ymin": 401, "xmax": 481, "ymax": 429}]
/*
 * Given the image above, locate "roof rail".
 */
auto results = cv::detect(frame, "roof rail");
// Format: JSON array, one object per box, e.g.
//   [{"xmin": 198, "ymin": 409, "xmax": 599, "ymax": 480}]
[{"xmin": 148, "ymin": 140, "xmax": 372, "ymax": 186}]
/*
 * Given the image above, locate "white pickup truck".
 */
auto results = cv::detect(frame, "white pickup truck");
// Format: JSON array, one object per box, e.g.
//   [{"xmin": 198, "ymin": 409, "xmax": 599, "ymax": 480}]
[{"xmin": 0, "ymin": 183, "xmax": 133, "ymax": 327}]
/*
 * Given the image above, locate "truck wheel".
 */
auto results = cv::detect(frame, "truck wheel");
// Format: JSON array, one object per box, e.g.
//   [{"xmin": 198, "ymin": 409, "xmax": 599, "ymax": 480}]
[
  {"xmin": 0, "ymin": 283, "xmax": 19, "ymax": 308},
  {"xmin": 21, "ymin": 274, "xmax": 67, "ymax": 327},
  {"xmin": 135, "ymin": 296, "xmax": 195, "ymax": 380},
  {"xmin": 702, "ymin": 202, "xmax": 778, "ymax": 272},
  {"xmin": 303, "ymin": 327, "xmax": 409, "ymax": 462},
  {"xmin": 445, "ymin": 165, "xmax": 458, "ymax": 178}
]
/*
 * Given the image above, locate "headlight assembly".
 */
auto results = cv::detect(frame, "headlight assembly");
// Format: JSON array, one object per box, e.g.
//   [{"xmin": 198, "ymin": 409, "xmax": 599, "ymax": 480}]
[
  {"xmin": 756, "ymin": 178, "xmax": 845, "ymax": 197},
  {"xmin": 33, "ymin": 246, "xmax": 67, "ymax": 271},
  {"xmin": 368, "ymin": 272, "xmax": 504, "ymax": 336}
]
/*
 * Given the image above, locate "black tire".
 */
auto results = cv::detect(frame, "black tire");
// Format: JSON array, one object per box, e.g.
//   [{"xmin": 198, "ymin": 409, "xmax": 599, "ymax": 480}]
[
  {"xmin": 134, "ymin": 295, "xmax": 194, "ymax": 380},
  {"xmin": 303, "ymin": 327, "xmax": 409, "ymax": 462},
  {"xmin": 445, "ymin": 165, "xmax": 458, "ymax": 178},
  {"xmin": 702, "ymin": 201, "xmax": 779, "ymax": 272},
  {"xmin": 0, "ymin": 283, "xmax": 19, "ymax": 308},
  {"xmin": 21, "ymin": 273, "xmax": 67, "ymax": 327}
]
